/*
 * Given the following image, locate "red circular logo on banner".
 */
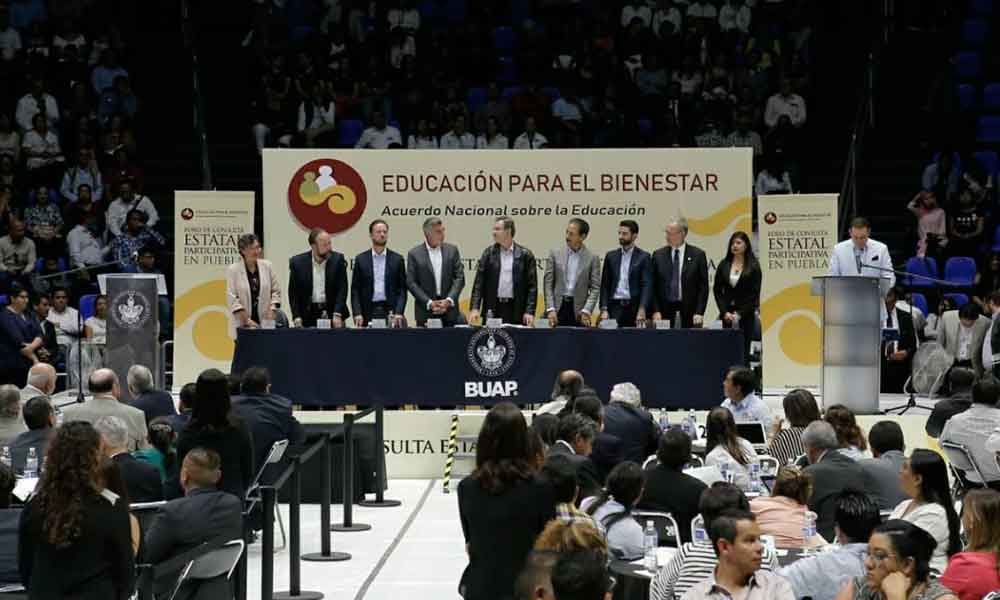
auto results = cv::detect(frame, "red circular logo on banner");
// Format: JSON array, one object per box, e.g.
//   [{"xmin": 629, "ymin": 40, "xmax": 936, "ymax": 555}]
[
  {"xmin": 764, "ymin": 212, "xmax": 778, "ymax": 225},
  {"xmin": 287, "ymin": 159, "xmax": 368, "ymax": 234}
]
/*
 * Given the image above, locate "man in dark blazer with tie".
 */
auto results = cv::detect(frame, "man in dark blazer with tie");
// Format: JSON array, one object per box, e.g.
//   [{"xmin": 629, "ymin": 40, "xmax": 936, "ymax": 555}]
[
  {"xmin": 406, "ymin": 217, "xmax": 466, "ymax": 327},
  {"xmin": 288, "ymin": 227, "xmax": 349, "ymax": 327},
  {"xmin": 350, "ymin": 219, "xmax": 407, "ymax": 328},
  {"xmin": 881, "ymin": 286, "xmax": 917, "ymax": 393},
  {"xmin": 651, "ymin": 217, "xmax": 709, "ymax": 328},
  {"xmin": 144, "ymin": 448, "xmax": 244, "ymax": 600},
  {"xmin": 599, "ymin": 219, "xmax": 652, "ymax": 327},
  {"xmin": 29, "ymin": 294, "xmax": 59, "ymax": 366},
  {"xmin": 469, "ymin": 216, "xmax": 538, "ymax": 325}
]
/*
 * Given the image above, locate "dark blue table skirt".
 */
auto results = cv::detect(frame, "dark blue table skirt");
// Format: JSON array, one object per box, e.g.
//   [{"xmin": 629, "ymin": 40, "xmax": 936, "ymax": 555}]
[{"xmin": 231, "ymin": 327, "xmax": 743, "ymax": 408}]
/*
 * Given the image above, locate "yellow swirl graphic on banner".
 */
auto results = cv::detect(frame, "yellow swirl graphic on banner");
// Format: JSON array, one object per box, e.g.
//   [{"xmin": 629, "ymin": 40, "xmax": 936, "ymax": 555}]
[
  {"xmin": 686, "ymin": 197, "xmax": 752, "ymax": 236},
  {"xmin": 762, "ymin": 283, "xmax": 822, "ymax": 366},
  {"xmin": 175, "ymin": 279, "xmax": 234, "ymax": 361}
]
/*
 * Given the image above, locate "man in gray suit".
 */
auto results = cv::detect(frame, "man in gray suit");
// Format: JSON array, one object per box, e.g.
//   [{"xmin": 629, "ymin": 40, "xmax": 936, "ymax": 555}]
[
  {"xmin": 406, "ymin": 217, "xmax": 466, "ymax": 327},
  {"xmin": 858, "ymin": 421, "xmax": 908, "ymax": 510},
  {"xmin": 938, "ymin": 302, "xmax": 991, "ymax": 377},
  {"xmin": 19, "ymin": 363, "xmax": 54, "ymax": 406},
  {"xmin": 62, "ymin": 368, "xmax": 148, "ymax": 450},
  {"xmin": 0, "ymin": 385, "xmax": 25, "ymax": 444},
  {"xmin": 802, "ymin": 421, "xmax": 867, "ymax": 541},
  {"xmin": 543, "ymin": 218, "xmax": 601, "ymax": 327}
]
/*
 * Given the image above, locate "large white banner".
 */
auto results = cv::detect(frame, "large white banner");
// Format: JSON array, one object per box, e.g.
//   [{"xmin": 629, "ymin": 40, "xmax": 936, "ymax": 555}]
[
  {"xmin": 173, "ymin": 192, "xmax": 255, "ymax": 388},
  {"xmin": 262, "ymin": 148, "xmax": 753, "ymax": 324}
]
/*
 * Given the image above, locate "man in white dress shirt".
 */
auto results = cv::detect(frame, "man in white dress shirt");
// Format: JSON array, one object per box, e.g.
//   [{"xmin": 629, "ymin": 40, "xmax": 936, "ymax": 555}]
[
  {"xmin": 439, "ymin": 114, "xmax": 476, "ymax": 149},
  {"xmin": 513, "ymin": 116, "xmax": 548, "ymax": 150},
  {"xmin": 354, "ymin": 110, "xmax": 402, "ymax": 149},
  {"xmin": 46, "ymin": 287, "xmax": 80, "ymax": 348}
]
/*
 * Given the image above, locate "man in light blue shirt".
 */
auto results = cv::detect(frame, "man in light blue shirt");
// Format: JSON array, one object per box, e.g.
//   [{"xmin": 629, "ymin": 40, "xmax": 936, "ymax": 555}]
[
  {"xmin": 777, "ymin": 491, "xmax": 881, "ymax": 600},
  {"xmin": 720, "ymin": 366, "xmax": 772, "ymax": 432}
]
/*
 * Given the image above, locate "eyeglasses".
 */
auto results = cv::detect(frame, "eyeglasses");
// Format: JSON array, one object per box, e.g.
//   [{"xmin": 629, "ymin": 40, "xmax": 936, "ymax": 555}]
[{"xmin": 867, "ymin": 551, "xmax": 894, "ymax": 565}]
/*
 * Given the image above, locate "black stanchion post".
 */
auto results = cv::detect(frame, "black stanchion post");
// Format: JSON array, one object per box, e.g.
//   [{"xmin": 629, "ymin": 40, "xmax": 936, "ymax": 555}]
[
  {"xmin": 332, "ymin": 413, "xmax": 372, "ymax": 532},
  {"xmin": 359, "ymin": 404, "xmax": 401, "ymax": 508},
  {"xmin": 261, "ymin": 486, "xmax": 276, "ymax": 600},
  {"xmin": 303, "ymin": 432, "xmax": 351, "ymax": 561},
  {"xmin": 274, "ymin": 457, "xmax": 324, "ymax": 600}
]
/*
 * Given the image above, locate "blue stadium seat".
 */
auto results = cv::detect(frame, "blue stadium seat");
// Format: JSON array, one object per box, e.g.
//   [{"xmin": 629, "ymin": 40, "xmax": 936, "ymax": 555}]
[
  {"xmin": 444, "ymin": 0, "xmax": 468, "ymax": 23},
  {"xmin": 637, "ymin": 118, "xmax": 654, "ymax": 138},
  {"xmin": 944, "ymin": 293, "xmax": 970, "ymax": 308},
  {"xmin": 467, "ymin": 87, "xmax": 488, "ymax": 114},
  {"xmin": 34, "ymin": 257, "xmax": 67, "ymax": 272},
  {"xmin": 338, "ymin": 119, "xmax": 364, "ymax": 148},
  {"xmin": 904, "ymin": 257, "xmax": 939, "ymax": 289},
  {"xmin": 541, "ymin": 86, "xmax": 561, "ymax": 101},
  {"xmin": 80, "ymin": 294, "xmax": 98, "ymax": 321},
  {"xmin": 984, "ymin": 83, "xmax": 1000, "ymax": 111},
  {"xmin": 497, "ymin": 56, "xmax": 517, "ymax": 83},
  {"xmin": 962, "ymin": 18, "xmax": 989, "ymax": 45},
  {"xmin": 911, "ymin": 292, "xmax": 929, "ymax": 316},
  {"xmin": 0, "ymin": 295, "xmax": 7, "ymax": 308},
  {"xmin": 501, "ymin": 86, "xmax": 521, "ymax": 101},
  {"xmin": 954, "ymin": 52, "xmax": 982, "ymax": 79},
  {"xmin": 944, "ymin": 257, "xmax": 978, "ymax": 287},
  {"xmin": 975, "ymin": 150, "xmax": 999, "ymax": 176},
  {"xmin": 958, "ymin": 84, "xmax": 977, "ymax": 111},
  {"xmin": 492, "ymin": 26, "xmax": 516, "ymax": 54},
  {"xmin": 991, "ymin": 224, "xmax": 1000, "ymax": 251},
  {"xmin": 977, "ymin": 116, "xmax": 1000, "ymax": 143},
  {"xmin": 971, "ymin": 0, "xmax": 994, "ymax": 16}
]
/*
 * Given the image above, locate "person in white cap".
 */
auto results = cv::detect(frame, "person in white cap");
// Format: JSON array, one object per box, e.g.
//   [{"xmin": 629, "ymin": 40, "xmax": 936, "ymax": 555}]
[{"xmin": 602, "ymin": 382, "xmax": 661, "ymax": 464}]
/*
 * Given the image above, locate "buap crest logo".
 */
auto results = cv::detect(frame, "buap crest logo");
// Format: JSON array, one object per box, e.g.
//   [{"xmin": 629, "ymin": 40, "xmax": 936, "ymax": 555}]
[
  {"xmin": 467, "ymin": 328, "xmax": 516, "ymax": 377},
  {"xmin": 110, "ymin": 290, "xmax": 153, "ymax": 331}
]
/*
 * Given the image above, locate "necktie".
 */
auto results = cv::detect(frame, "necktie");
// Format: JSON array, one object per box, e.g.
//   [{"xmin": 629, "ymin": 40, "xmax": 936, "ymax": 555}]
[
  {"xmin": 886, "ymin": 312, "xmax": 893, "ymax": 328},
  {"xmin": 855, "ymin": 251, "xmax": 863, "ymax": 274},
  {"xmin": 669, "ymin": 249, "xmax": 681, "ymax": 301}
]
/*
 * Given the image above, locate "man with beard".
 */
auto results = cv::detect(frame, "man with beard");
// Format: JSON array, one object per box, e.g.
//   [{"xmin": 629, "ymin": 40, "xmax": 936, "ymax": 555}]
[
  {"xmin": 288, "ymin": 227, "xmax": 349, "ymax": 327},
  {"xmin": 599, "ymin": 220, "xmax": 652, "ymax": 327}
]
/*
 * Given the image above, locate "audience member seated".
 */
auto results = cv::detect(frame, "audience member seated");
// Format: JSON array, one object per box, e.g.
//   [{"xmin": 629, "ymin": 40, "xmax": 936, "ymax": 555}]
[
  {"xmin": 11, "ymin": 394, "xmax": 54, "ymax": 474},
  {"xmin": 170, "ymin": 369, "xmax": 254, "ymax": 500},
  {"xmin": 533, "ymin": 519, "xmax": 608, "ymax": 562},
  {"xmin": 720, "ymin": 366, "xmax": 772, "ymax": 431},
  {"xmin": 680, "ymin": 509, "xmax": 794, "ymax": 600},
  {"xmin": 778, "ymin": 491, "xmax": 881, "ymax": 600},
  {"xmin": 923, "ymin": 297, "xmax": 954, "ymax": 341},
  {"xmin": 22, "ymin": 113, "xmax": 65, "ymax": 180},
  {"xmin": 0, "ymin": 384, "xmax": 25, "ymax": 444},
  {"xmin": 106, "ymin": 179, "xmax": 158, "ymax": 238},
  {"xmin": 83, "ymin": 294, "xmax": 107, "ymax": 353},
  {"xmin": 541, "ymin": 455, "xmax": 600, "ymax": 531},
  {"xmin": 547, "ymin": 413, "xmax": 602, "ymax": 501},
  {"xmin": 581, "ymin": 462, "xmax": 645, "ymax": 559},
  {"xmin": 110, "ymin": 208, "xmax": 165, "ymax": 267},
  {"xmin": 231, "ymin": 366, "xmax": 305, "ymax": 480},
  {"xmin": 18, "ymin": 421, "xmax": 135, "ymax": 599},
  {"xmin": 132, "ymin": 417, "xmax": 176, "ymax": 484},
  {"xmin": 355, "ymin": 110, "xmax": 402, "ymax": 149},
  {"xmin": 926, "ymin": 367, "xmax": 974, "ymax": 438},
  {"xmin": 941, "ymin": 376, "xmax": 1000, "ymax": 487},
  {"xmin": 834, "ymin": 520, "xmax": 957, "ymax": 600},
  {"xmin": 531, "ymin": 413, "xmax": 559, "ymax": 449},
  {"xmin": 650, "ymin": 483, "xmax": 780, "ymax": 600},
  {"xmin": 602, "ymin": 382, "xmax": 661, "ymax": 465},
  {"xmin": 513, "ymin": 116, "xmax": 548, "ymax": 150},
  {"xmin": 144, "ymin": 448, "xmax": 244, "ymax": 600},
  {"xmin": 514, "ymin": 551, "xmax": 560, "ymax": 600},
  {"xmin": 858, "ymin": 421, "xmax": 908, "ymax": 510},
  {"xmin": 440, "ymin": 114, "xmax": 476, "ymax": 149},
  {"xmin": 551, "ymin": 550, "xmax": 612, "ymax": 600},
  {"xmin": 61, "ymin": 147, "xmax": 103, "ymax": 203},
  {"xmin": 750, "ymin": 466, "xmax": 825, "ymax": 548},
  {"xmin": 95, "ymin": 415, "xmax": 163, "ymax": 503},
  {"xmin": 941, "ymin": 489, "xmax": 1000, "ymax": 600},
  {"xmin": 0, "ymin": 462, "xmax": 16, "ymax": 586},
  {"xmin": 938, "ymin": 303, "xmax": 991, "ymax": 377},
  {"xmin": 100, "ymin": 458, "xmax": 141, "ymax": 556},
  {"xmin": 888, "ymin": 449, "xmax": 962, "ymax": 574},
  {"xmin": 537, "ymin": 369, "xmax": 585, "ymax": 416},
  {"xmin": 19, "ymin": 362, "xmax": 54, "ymax": 405},
  {"xmin": 46, "ymin": 287, "xmax": 79, "ymax": 348},
  {"xmin": 767, "ymin": 388, "xmax": 820, "ymax": 466},
  {"xmin": 458, "ymin": 402, "xmax": 555, "ymax": 600},
  {"xmin": 0, "ymin": 221, "xmax": 36, "ymax": 292},
  {"xmin": 63, "ymin": 368, "xmax": 148, "ymax": 450},
  {"xmin": 0, "ymin": 284, "xmax": 42, "ymax": 386},
  {"xmin": 825, "ymin": 404, "xmax": 869, "ymax": 460},
  {"xmin": 169, "ymin": 382, "xmax": 195, "ymax": 435},
  {"xmin": 881, "ymin": 286, "xmax": 917, "ymax": 393},
  {"xmin": 637, "ymin": 427, "xmax": 707, "ymax": 544},
  {"xmin": 801, "ymin": 420, "xmax": 867, "ymax": 541},
  {"xmin": 704, "ymin": 406, "xmax": 756, "ymax": 490},
  {"xmin": 126, "ymin": 364, "xmax": 176, "ymax": 423}
]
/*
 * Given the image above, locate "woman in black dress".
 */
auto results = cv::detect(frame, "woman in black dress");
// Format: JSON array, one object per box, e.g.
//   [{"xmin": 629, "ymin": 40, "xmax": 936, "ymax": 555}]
[{"xmin": 713, "ymin": 231, "xmax": 762, "ymax": 363}]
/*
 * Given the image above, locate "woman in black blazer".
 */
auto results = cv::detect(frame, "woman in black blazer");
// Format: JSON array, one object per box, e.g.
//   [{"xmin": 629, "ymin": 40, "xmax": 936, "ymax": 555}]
[
  {"xmin": 714, "ymin": 231, "xmax": 762, "ymax": 364},
  {"xmin": 458, "ymin": 402, "xmax": 555, "ymax": 600},
  {"xmin": 19, "ymin": 421, "xmax": 135, "ymax": 600}
]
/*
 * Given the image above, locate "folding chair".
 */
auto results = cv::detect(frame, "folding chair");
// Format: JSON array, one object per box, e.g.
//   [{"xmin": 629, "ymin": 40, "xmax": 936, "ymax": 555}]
[
  {"xmin": 940, "ymin": 441, "xmax": 988, "ymax": 497},
  {"xmin": 632, "ymin": 510, "xmax": 681, "ymax": 547},
  {"xmin": 168, "ymin": 539, "xmax": 245, "ymax": 600},
  {"xmin": 244, "ymin": 439, "xmax": 289, "ymax": 551},
  {"xmin": 690, "ymin": 514, "xmax": 707, "ymax": 545}
]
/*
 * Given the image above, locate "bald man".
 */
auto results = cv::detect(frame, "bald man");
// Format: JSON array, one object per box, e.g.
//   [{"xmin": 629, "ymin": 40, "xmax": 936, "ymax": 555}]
[
  {"xmin": 20, "ymin": 363, "xmax": 55, "ymax": 406},
  {"xmin": 62, "ymin": 368, "xmax": 148, "ymax": 450}
]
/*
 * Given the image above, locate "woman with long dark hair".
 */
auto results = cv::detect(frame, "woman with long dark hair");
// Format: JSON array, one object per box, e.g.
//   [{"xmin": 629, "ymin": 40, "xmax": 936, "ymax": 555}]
[
  {"xmin": 767, "ymin": 388, "xmax": 821, "ymax": 465},
  {"xmin": 714, "ymin": 230, "xmax": 761, "ymax": 363},
  {"xmin": 824, "ymin": 404, "xmax": 868, "ymax": 460},
  {"xmin": 942, "ymin": 489, "xmax": 1000, "ymax": 600},
  {"xmin": 888, "ymin": 449, "xmax": 962, "ymax": 575},
  {"xmin": 458, "ymin": 402, "xmax": 555, "ymax": 600},
  {"xmin": 581, "ymin": 461, "xmax": 645, "ymax": 559},
  {"xmin": 18, "ymin": 421, "xmax": 135, "ymax": 599},
  {"xmin": 704, "ymin": 406, "xmax": 756, "ymax": 490}
]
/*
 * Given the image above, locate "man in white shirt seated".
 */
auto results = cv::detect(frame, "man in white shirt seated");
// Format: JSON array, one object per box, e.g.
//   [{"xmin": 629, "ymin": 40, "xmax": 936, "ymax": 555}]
[
  {"xmin": 551, "ymin": 88, "xmax": 585, "ymax": 148},
  {"xmin": 513, "ymin": 116, "xmax": 548, "ymax": 149},
  {"xmin": 45, "ymin": 287, "xmax": 80, "ymax": 348},
  {"xmin": 720, "ymin": 366, "xmax": 772, "ymax": 432},
  {"xmin": 438, "ymin": 114, "xmax": 475, "ymax": 149},
  {"xmin": 67, "ymin": 212, "xmax": 109, "ymax": 271},
  {"xmin": 106, "ymin": 178, "xmax": 158, "ymax": 238},
  {"xmin": 355, "ymin": 110, "xmax": 402, "ymax": 149},
  {"xmin": 296, "ymin": 80, "xmax": 336, "ymax": 148},
  {"xmin": 941, "ymin": 376, "xmax": 1000, "ymax": 488},
  {"xmin": 764, "ymin": 78, "xmax": 806, "ymax": 130}
]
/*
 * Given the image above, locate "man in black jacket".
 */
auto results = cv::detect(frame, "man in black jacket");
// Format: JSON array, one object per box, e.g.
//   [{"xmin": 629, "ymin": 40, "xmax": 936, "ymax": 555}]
[
  {"xmin": 95, "ymin": 415, "xmax": 163, "ymax": 502},
  {"xmin": 602, "ymin": 382, "xmax": 661, "ymax": 465},
  {"xmin": 29, "ymin": 293, "xmax": 59, "ymax": 366},
  {"xmin": 350, "ymin": 219, "xmax": 407, "ymax": 328},
  {"xmin": 469, "ymin": 216, "xmax": 538, "ymax": 326},
  {"xmin": 127, "ymin": 364, "xmax": 177, "ymax": 423},
  {"xmin": 802, "ymin": 421, "xmax": 866, "ymax": 541},
  {"xmin": 881, "ymin": 286, "xmax": 917, "ymax": 393},
  {"xmin": 10, "ymin": 395, "xmax": 54, "ymax": 474},
  {"xmin": 231, "ymin": 366, "xmax": 305, "ymax": 481},
  {"xmin": 651, "ymin": 217, "xmax": 709, "ymax": 328},
  {"xmin": 545, "ymin": 413, "xmax": 602, "ymax": 502},
  {"xmin": 599, "ymin": 220, "xmax": 653, "ymax": 327},
  {"xmin": 288, "ymin": 228, "xmax": 349, "ymax": 327},
  {"xmin": 144, "ymin": 448, "xmax": 244, "ymax": 600},
  {"xmin": 637, "ymin": 428, "xmax": 707, "ymax": 543}
]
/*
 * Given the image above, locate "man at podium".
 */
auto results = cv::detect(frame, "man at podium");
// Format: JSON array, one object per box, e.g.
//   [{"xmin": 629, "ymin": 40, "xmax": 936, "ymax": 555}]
[{"xmin": 827, "ymin": 217, "xmax": 895, "ymax": 288}]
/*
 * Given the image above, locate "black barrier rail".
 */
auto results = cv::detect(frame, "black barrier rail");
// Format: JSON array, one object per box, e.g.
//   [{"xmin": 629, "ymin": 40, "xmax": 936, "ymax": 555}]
[
  {"xmin": 302, "ymin": 428, "xmax": 352, "ymax": 563},
  {"xmin": 358, "ymin": 404, "xmax": 402, "ymax": 508},
  {"xmin": 136, "ymin": 534, "xmax": 238, "ymax": 600},
  {"xmin": 331, "ymin": 409, "xmax": 373, "ymax": 532}
]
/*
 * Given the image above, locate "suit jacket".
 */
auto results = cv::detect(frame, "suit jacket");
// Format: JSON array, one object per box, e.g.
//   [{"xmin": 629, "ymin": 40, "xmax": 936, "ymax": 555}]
[
  {"xmin": 405, "ymin": 242, "xmax": 466, "ymax": 325},
  {"xmin": 858, "ymin": 450, "xmax": 908, "ymax": 511},
  {"xmin": 589, "ymin": 431, "xmax": 624, "ymax": 486},
  {"xmin": 62, "ymin": 395, "xmax": 148, "ymax": 451},
  {"xmin": 350, "ymin": 248, "xmax": 407, "ymax": 322},
  {"xmin": 543, "ymin": 244, "xmax": 601, "ymax": 316},
  {"xmin": 130, "ymin": 389, "xmax": 177, "ymax": 425},
  {"xmin": 10, "ymin": 428, "xmax": 52, "ymax": 474},
  {"xmin": 599, "ymin": 246, "xmax": 653, "ymax": 312},
  {"xmin": 143, "ymin": 487, "xmax": 244, "ymax": 599},
  {"xmin": 827, "ymin": 238, "xmax": 895, "ymax": 287},
  {"xmin": 886, "ymin": 306, "xmax": 917, "ymax": 356},
  {"xmin": 636, "ymin": 465, "xmax": 708, "ymax": 544},
  {"xmin": 804, "ymin": 450, "xmax": 867, "ymax": 541},
  {"xmin": 0, "ymin": 416, "xmax": 25, "ymax": 446},
  {"xmin": 713, "ymin": 257, "xmax": 762, "ymax": 317},
  {"xmin": 112, "ymin": 452, "xmax": 163, "ymax": 502},
  {"xmin": 287, "ymin": 250, "xmax": 349, "ymax": 320},
  {"xmin": 938, "ymin": 310, "xmax": 990, "ymax": 376},
  {"xmin": 225, "ymin": 258, "xmax": 281, "ymax": 335},
  {"xmin": 545, "ymin": 441, "xmax": 602, "ymax": 500},
  {"xmin": 602, "ymin": 403, "xmax": 661, "ymax": 465},
  {"xmin": 31, "ymin": 315, "xmax": 58, "ymax": 361},
  {"xmin": 230, "ymin": 392, "xmax": 306, "ymax": 481},
  {"xmin": 470, "ymin": 242, "xmax": 538, "ymax": 318},
  {"xmin": 651, "ymin": 244, "xmax": 710, "ymax": 318}
]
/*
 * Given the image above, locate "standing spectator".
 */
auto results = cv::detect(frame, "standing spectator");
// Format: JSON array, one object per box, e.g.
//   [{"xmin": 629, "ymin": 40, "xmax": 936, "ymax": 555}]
[
  {"xmin": 22, "ymin": 114, "xmax": 65, "ymax": 181},
  {"xmin": 440, "ymin": 114, "xmax": 476, "ymax": 149},
  {"xmin": 513, "ymin": 116, "xmax": 548, "ymax": 149},
  {"xmin": 825, "ymin": 404, "xmax": 869, "ymax": 460},
  {"xmin": 750, "ymin": 467, "xmax": 826, "ymax": 548},
  {"xmin": 922, "ymin": 151, "xmax": 961, "ymax": 197},
  {"xmin": 17, "ymin": 421, "xmax": 135, "ymax": 599},
  {"xmin": 407, "ymin": 118, "xmax": 438, "ymax": 149},
  {"xmin": 602, "ymin": 382, "xmax": 660, "ymax": 464},
  {"xmin": 0, "ymin": 285, "xmax": 42, "ymax": 386},
  {"xmin": 0, "ymin": 115, "xmax": 20, "ymax": 161},
  {"xmin": 767, "ymin": 388, "xmax": 821, "ymax": 466},
  {"xmin": 858, "ymin": 421, "xmax": 908, "ymax": 510},
  {"xmin": 704, "ymin": 406, "xmax": 756, "ymax": 490},
  {"xmin": 23, "ymin": 184, "xmax": 64, "ymax": 258},
  {"xmin": 105, "ymin": 179, "xmax": 158, "ymax": 238},
  {"xmin": 941, "ymin": 489, "xmax": 1000, "ymax": 600},
  {"xmin": 476, "ymin": 116, "xmax": 508, "ymax": 149},
  {"xmin": 638, "ymin": 427, "xmax": 708, "ymax": 543},
  {"xmin": 60, "ymin": 147, "xmax": 103, "ymax": 203},
  {"xmin": 908, "ymin": 191, "xmax": 947, "ymax": 258},
  {"xmin": 15, "ymin": 78, "xmax": 59, "ymax": 133},
  {"xmin": 46, "ymin": 287, "xmax": 79, "ymax": 348},
  {"xmin": 940, "ymin": 376, "xmax": 1000, "ymax": 487},
  {"xmin": 0, "ymin": 221, "xmax": 36, "ymax": 291},
  {"xmin": 67, "ymin": 211, "xmax": 109, "ymax": 270},
  {"xmin": 111, "ymin": 209, "xmax": 165, "ymax": 267},
  {"xmin": 355, "ymin": 110, "xmax": 401, "ymax": 149},
  {"xmin": 581, "ymin": 462, "xmax": 646, "ymax": 560},
  {"xmin": 91, "ymin": 49, "xmax": 128, "ymax": 96},
  {"xmin": 459, "ymin": 402, "xmax": 555, "ymax": 600},
  {"xmin": 764, "ymin": 79, "xmax": 807, "ymax": 130},
  {"xmin": 296, "ymin": 80, "xmax": 336, "ymax": 148}
]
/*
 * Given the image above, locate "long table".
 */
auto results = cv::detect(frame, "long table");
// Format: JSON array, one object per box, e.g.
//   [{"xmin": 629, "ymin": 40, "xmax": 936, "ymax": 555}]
[{"xmin": 232, "ymin": 327, "xmax": 743, "ymax": 408}]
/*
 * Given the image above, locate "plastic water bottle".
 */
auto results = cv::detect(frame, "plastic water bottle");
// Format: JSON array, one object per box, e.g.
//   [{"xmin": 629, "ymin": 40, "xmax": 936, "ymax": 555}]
[
  {"xmin": 658, "ymin": 410, "xmax": 669, "ymax": 431},
  {"xmin": 0, "ymin": 447, "xmax": 9, "ymax": 469},
  {"xmin": 643, "ymin": 521, "xmax": 658, "ymax": 570},
  {"xmin": 801, "ymin": 511, "xmax": 817, "ymax": 556},
  {"xmin": 55, "ymin": 406, "xmax": 64, "ymax": 426},
  {"xmin": 687, "ymin": 410, "xmax": 698, "ymax": 440},
  {"xmin": 24, "ymin": 448, "xmax": 38, "ymax": 478},
  {"xmin": 674, "ymin": 310, "xmax": 682, "ymax": 329},
  {"xmin": 486, "ymin": 309, "xmax": 494, "ymax": 324}
]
